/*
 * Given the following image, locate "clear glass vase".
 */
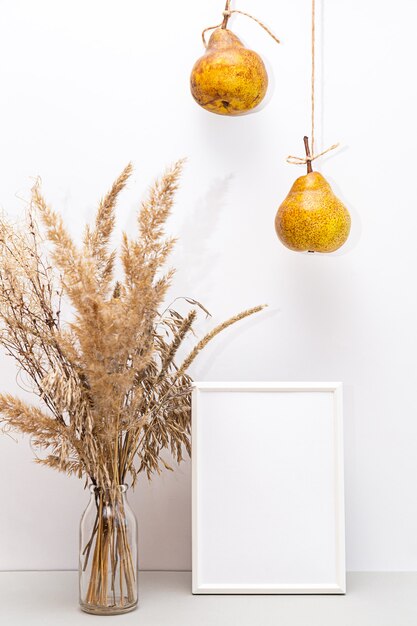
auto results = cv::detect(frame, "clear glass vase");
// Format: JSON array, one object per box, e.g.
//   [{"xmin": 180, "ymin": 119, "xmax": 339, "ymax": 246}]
[{"xmin": 79, "ymin": 484, "xmax": 138, "ymax": 615}]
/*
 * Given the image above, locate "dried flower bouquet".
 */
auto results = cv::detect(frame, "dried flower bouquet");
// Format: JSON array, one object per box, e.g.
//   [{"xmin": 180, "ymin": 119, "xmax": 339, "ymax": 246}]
[{"xmin": 0, "ymin": 160, "xmax": 263, "ymax": 612}]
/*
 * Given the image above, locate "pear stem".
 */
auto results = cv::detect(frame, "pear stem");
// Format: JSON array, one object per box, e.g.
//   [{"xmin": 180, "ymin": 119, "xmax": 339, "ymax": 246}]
[
  {"xmin": 304, "ymin": 136, "xmax": 313, "ymax": 174},
  {"xmin": 221, "ymin": 0, "xmax": 231, "ymax": 28}
]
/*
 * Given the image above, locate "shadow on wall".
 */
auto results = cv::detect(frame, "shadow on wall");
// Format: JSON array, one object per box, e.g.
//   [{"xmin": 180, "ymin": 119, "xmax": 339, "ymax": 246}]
[
  {"xmin": 191, "ymin": 306, "xmax": 278, "ymax": 381},
  {"xmin": 320, "ymin": 147, "xmax": 363, "ymax": 257},
  {"xmin": 173, "ymin": 173, "xmax": 234, "ymax": 299},
  {"xmin": 131, "ymin": 455, "xmax": 192, "ymax": 571}
]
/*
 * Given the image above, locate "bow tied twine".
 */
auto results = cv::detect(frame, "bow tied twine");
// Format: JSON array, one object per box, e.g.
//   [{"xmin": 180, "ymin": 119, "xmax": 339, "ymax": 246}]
[{"xmin": 286, "ymin": 143, "xmax": 340, "ymax": 167}]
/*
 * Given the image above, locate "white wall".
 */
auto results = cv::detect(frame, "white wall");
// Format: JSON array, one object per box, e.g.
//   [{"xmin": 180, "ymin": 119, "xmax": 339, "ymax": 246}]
[{"xmin": 0, "ymin": 0, "xmax": 416, "ymax": 572}]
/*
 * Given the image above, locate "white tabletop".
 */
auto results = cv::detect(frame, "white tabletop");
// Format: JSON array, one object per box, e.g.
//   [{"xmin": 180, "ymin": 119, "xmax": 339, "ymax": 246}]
[{"xmin": 0, "ymin": 571, "xmax": 416, "ymax": 625}]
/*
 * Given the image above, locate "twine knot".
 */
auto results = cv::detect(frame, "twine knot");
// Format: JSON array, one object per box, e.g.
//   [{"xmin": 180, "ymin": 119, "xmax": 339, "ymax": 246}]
[
  {"xmin": 286, "ymin": 143, "xmax": 340, "ymax": 167},
  {"xmin": 223, "ymin": 10, "xmax": 232, "ymax": 18}
]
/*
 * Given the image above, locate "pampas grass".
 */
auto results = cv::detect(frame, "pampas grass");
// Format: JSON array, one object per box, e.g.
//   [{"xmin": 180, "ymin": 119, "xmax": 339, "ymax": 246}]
[{"xmin": 0, "ymin": 160, "xmax": 264, "ymax": 610}]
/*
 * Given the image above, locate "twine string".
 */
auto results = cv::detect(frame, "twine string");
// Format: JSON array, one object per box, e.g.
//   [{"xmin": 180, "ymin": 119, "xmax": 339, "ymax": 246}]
[
  {"xmin": 202, "ymin": 1, "xmax": 280, "ymax": 48},
  {"xmin": 311, "ymin": 0, "xmax": 315, "ymax": 154},
  {"xmin": 287, "ymin": 142, "xmax": 340, "ymax": 166},
  {"xmin": 286, "ymin": 0, "xmax": 339, "ymax": 169}
]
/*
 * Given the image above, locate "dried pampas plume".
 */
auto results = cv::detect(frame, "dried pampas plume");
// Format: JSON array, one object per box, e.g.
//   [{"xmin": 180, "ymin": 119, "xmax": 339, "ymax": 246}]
[{"xmin": 0, "ymin": 160, "xmax": 265, "ymax": 487}]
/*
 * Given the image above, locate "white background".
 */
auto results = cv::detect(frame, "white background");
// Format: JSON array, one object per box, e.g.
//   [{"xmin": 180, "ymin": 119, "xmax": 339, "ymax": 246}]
[{"xmin": 0, "ymin": 0, "xmax": 416, "ymax": 572}]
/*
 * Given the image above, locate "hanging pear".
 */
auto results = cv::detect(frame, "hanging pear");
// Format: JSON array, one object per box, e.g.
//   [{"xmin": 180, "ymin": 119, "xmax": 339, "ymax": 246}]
[
  {"xmin": 275, "ymin": 138, "xmax": 351, "ymax": 253},
  {"xmin": 190, "ymin": 28, "xmax": 268, "ymax": 116}
]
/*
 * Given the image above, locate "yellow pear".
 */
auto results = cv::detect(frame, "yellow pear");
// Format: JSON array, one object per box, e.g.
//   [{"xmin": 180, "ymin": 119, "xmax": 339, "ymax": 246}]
[
  {"xmin": 275, "ymin": 171, "xmax": 351, "ymax": 253},
  {"xmin": 190, "ymin": 28, "xmax": 268, "ymax": 116}
]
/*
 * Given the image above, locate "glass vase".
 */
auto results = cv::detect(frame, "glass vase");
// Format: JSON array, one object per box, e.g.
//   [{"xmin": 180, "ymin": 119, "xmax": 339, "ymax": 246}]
[{"xmin": 79, "ymin": 484, "xmax": 138, "ymax": 615}]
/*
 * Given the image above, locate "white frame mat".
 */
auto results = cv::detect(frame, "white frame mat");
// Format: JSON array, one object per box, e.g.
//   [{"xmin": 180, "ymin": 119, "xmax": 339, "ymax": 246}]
[{"xmin": 192, "ymin": 382, "xmax": 345, "ymax": 594}]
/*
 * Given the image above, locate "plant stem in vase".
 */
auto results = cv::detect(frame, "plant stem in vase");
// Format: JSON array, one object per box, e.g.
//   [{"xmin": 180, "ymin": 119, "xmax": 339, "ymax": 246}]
[{"xmin": 79, "ymin": 485, "xmax": 137, "ymax": 615}]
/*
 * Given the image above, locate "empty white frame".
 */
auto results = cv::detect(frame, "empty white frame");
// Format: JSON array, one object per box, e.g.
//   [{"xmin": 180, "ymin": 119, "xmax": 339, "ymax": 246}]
[{"xmin": 192, "ymin": 382, "xmax": 345, "ymax": 594}]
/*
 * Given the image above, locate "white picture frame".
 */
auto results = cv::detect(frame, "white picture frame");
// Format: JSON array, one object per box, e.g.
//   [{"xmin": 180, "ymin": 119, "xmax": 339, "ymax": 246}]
[{"xmin": 192, "ymin": 382, "xmax": 345, "ymax": 594}]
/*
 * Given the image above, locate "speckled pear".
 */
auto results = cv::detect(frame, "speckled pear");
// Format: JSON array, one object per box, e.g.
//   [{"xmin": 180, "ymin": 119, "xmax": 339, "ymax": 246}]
[
  {"xmin": 190, "ymin": 28, "xmax": 268, "ymax": 116},
  {"xmin": 275, "ymin": 171, "xmax": 351, "ymax": 253}
]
